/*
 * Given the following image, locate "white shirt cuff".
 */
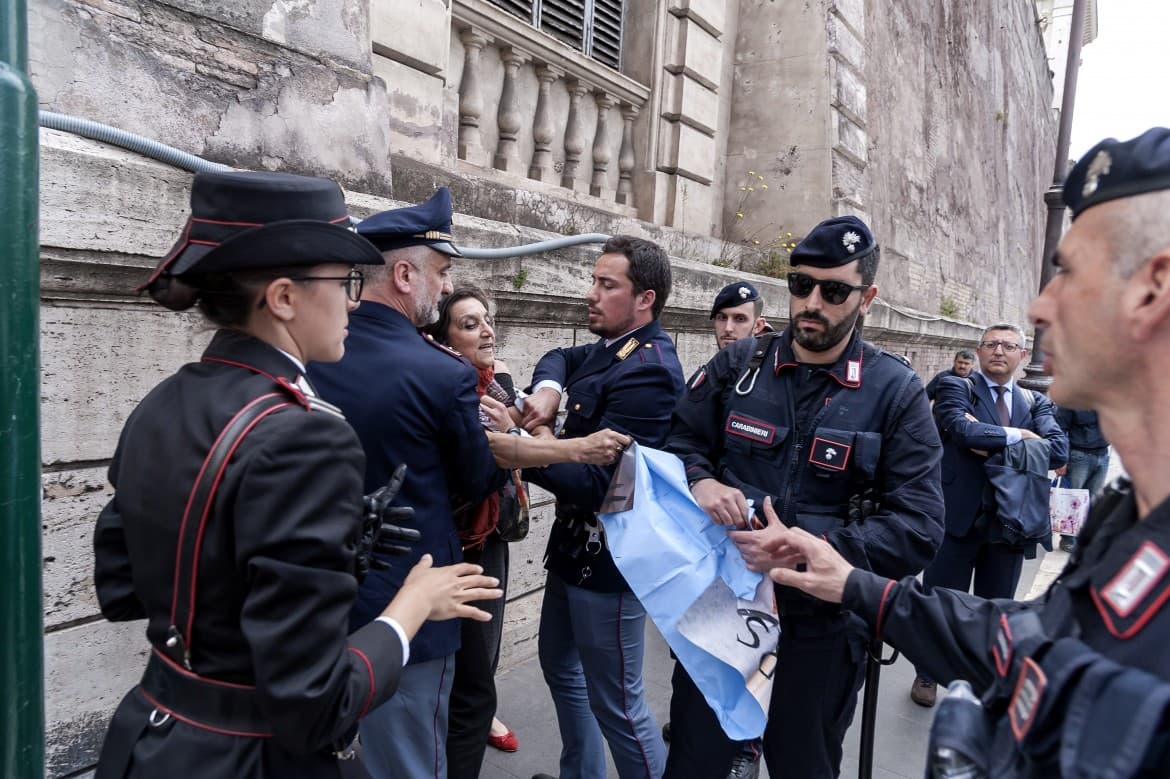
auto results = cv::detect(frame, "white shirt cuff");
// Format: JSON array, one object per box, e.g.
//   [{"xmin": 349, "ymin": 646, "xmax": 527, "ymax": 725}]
[
  {"xmin": 532, "ymin": 380, "xmax": 564, "ymax": 396},
  {"xmin": 375, "ymin": 616, "xmax": 411, "ymax": 666},
  {"xmin": 1004, "ymin": 427, "xmax": 1023, "ymax": 446}
]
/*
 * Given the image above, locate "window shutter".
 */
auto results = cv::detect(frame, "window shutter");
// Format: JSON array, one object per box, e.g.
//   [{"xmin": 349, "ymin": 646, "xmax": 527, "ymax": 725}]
[
  {"xmin": 588, "ymin": 0, "xmax": 622, "ymax": 69},
  {"xmin": 487, "ymin": 0, "xmax": 537, "ymax": 26},
  {"xmin": 539, "ymin": 0, "xmax": 586, "ymax": 51}
]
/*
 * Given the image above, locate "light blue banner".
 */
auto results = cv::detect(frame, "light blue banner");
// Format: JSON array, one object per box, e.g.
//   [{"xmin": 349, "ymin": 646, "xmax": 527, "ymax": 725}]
[{"xmin": 598, "ymin": 444, "xmax": 773, "ymax": 740}]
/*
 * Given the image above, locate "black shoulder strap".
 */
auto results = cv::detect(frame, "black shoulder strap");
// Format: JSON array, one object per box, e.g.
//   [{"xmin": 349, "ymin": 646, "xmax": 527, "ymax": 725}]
[
  {"xmin": 164, "ymin": 392, "xmax": 296, "ymax": 669},
  {"xmin": 729, "ymin": 331, "xmax": 781, "ymax": 398}
]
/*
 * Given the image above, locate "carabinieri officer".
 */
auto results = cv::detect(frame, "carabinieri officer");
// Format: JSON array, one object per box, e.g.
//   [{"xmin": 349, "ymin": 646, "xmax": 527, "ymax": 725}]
[
  {"xmin": 664, "ymin": 216, "xmax": 944, "ymax": 778},
  {"xmin": 93, "ymin": 171, "xmax": 500, "ymax": 778}
]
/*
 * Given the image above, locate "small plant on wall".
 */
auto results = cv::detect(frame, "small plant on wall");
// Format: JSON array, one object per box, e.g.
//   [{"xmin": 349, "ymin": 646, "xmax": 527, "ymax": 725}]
[
  {"xmin": 940, "ymin": 296, "xmax": 959, "ymax": 319},
  {"xmin": 717, "ymin": 170, "xmax": 798, "ymax": 277}
]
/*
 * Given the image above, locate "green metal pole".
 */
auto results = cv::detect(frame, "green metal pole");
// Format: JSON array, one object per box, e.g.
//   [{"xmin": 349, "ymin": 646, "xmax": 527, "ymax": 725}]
[{"xmin": 0, "ymin": 0, "xmax": 43, "ymax": 776}]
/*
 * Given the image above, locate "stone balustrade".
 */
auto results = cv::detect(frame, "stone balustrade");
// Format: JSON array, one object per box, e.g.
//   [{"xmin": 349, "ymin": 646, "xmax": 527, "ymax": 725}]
[{"xmin": 452, "ymin": 0, "xmax": 650, "ymax": 207}]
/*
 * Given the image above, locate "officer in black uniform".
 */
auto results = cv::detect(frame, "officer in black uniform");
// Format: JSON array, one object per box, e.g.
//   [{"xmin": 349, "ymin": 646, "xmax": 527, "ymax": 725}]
[
  {"xmin": 664, "ymin": 215, "xmax": 944, "ymax": 778},
  {"xmin": 766, "ymin": 128, "xmax": 1170, "ymax": 777},
  {"xmin": 93, "ymin": 171, "xmax": 501, "ymax": 778}
]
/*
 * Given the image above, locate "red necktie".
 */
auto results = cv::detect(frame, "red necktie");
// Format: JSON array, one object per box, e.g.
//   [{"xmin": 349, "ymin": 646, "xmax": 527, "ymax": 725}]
[{"xmin": 995, "ymin": 385, "xmax": 1010, "ymax": 427}]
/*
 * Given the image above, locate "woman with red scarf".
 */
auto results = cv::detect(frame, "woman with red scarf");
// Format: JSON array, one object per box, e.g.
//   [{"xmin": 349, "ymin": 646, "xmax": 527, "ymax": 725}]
[{"xmin": 428, "ymin": 287, "xmax": 631, "ymax": 779}]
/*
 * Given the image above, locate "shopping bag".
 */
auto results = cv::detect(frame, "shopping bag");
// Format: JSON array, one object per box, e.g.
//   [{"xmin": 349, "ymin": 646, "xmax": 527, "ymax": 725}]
[
  {"xmin": 1050, "ymin": 478, "xmax": 1090, "ymax": 537},
  {"xmin": 598, "ymin": 443, "xmax": 775, "ymax": 741}
]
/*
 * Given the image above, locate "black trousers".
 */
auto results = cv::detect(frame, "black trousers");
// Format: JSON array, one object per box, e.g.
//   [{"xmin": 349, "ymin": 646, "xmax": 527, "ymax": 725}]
[
  {"xmin": 663, "ymin": 613, "xmax": 867, "ymax": 779},
  {"xmin": 446, "ymin": 536, "xmax": 509, "ymax": 779}
]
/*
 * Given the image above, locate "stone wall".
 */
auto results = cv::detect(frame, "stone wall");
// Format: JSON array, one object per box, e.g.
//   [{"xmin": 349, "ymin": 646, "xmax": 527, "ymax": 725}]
[
  {"xmin": 721, "ymin": 0, "xmax": 1055, "ymax": 327},
  {"xmin": 863, "ymin": 0, "xmax": 1056, "ymax": 324}
]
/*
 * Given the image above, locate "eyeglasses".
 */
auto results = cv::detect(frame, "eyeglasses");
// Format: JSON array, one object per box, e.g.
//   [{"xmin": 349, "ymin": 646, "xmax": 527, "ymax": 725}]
[
  {"xmin": 289, "ymin": 269, "xmax": 365, "ymax": 302},
  {"xmin": 786, "ymin": 272, "xmax": 869, "ymax": 305},
  {"xmin": 978, "ymin": 340, "xmax": 1023, "ymax": 353}
]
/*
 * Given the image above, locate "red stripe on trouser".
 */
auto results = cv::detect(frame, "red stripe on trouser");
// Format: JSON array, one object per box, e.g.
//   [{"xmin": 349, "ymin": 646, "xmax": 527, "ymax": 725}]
[{"xmin": 616, "ymin": 590, "xmax": 654, "ymax": 778}]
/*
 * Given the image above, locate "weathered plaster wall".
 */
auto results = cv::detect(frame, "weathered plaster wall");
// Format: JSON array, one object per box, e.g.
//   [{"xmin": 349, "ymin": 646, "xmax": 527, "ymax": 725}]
[
  {"xmin": 863, "ymin": 1, "xmax": 1055, "ymax": 324},
  {"xmin": 721, "ymin": 0, "xmax": 1054, "ymax": 332},
  {"xmin": 30, "ymin": 0, "xmax": 395, "ymax": 193}
]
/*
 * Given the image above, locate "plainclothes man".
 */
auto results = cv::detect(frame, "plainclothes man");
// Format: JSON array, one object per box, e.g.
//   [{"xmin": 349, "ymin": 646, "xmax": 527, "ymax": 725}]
[
  {"xmin": 924, "ymin": 348, "xmax": 976, "ymax": 401},
  {"xmin": 910, "ymin": 324, "xmax": 1068, "ymax": 707}
]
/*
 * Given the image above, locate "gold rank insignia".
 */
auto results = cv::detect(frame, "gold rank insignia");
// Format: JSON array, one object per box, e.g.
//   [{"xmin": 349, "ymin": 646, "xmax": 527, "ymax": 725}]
[{"xmin": 616, "ymin": 337, "xmax": 640, "ymax": 360}]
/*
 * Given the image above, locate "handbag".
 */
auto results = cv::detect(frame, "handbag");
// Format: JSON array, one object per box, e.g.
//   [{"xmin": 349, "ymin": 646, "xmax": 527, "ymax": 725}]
[
  {"xmin": 1050, "ymin": 477, "xmax": 1090, "ymax": 537},
  {"xmin": 494, "ymin": 471, "xmax": 530, "ymax": 542}
]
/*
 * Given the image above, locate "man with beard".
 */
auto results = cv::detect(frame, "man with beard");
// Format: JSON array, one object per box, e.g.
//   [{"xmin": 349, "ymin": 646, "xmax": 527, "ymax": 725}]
[
  {"xmin": 520, "ymin": 235, "xmax": 685, "ymax": 779},
  {"xmin": 309, "ymin": 188, "xmax": 506, "ymax": 779},
  {"xmin": 711, "ymin": 280, "xmax": 770, "ymax": 351},
  {"xmin": 664, "ymin": 215, "xmax": 944, "ymax": 779}
]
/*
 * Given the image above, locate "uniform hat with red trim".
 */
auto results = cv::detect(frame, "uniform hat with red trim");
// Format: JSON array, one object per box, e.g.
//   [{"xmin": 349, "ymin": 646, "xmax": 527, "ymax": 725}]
[
  {"xmin": 790, "ymin": 215, "xmax": 877, "ymax": 268},
  {"xmin": 356, "ymin": 186, "xmax": 463, "ymax": 257},
  {"xmin": 141, "ymin": 171, "xmax": 383, "ymax": 309}
]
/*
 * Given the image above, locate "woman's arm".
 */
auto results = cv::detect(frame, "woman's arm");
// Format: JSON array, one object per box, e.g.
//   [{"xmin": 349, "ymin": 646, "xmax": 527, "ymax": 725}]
[{"xmin": 486, "ymin": 428, "xmax": 632, "ymax": 468}]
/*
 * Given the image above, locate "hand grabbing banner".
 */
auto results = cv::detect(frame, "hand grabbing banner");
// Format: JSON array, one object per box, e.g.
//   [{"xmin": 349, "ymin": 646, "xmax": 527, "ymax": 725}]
[{"xmin": 598, "ymin": 443, "xmax": 778, "ymax": 740}]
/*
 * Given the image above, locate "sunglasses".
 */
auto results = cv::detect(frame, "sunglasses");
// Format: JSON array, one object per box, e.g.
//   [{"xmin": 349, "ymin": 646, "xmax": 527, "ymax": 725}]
[
  {"xmin": 288, "ymin": 268, "xmax": 365, "ymax": 302},
  {"xmin": 786, "ymin": 272, "xmax": 869, "ymax": 305}
]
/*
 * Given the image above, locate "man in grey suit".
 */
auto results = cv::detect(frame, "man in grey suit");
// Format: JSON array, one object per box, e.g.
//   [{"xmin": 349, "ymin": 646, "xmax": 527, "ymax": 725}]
[{"xmin": 909, "ymin": 323, "xmax": 1068, "ymax": 706}]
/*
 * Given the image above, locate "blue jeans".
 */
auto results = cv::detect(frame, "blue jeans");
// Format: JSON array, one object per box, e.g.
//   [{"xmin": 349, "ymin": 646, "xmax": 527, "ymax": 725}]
[
  {"xmin": 1066, "ymin": 447, "xmax": 1110, "ymax": 495},
  {"xmin": 538, "ymin": 572, "xmax": 666, "ymax": 779}
]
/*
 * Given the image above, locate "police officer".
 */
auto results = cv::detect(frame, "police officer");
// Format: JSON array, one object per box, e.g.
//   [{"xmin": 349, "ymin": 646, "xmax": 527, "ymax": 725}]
[
  {"xmin": 308, "ymin": 187, "xmax": 508, "ymax": 779},
  {"xmin": 764, "ymin": 128, "xmax": 1170, "ymax": 777},
  {"xmin": 521, "ymin": 235, "xmax": 685, "ymax": 779},
  {"xmin": 665, "ymin": 215, "xmax": 944, "ymax": 778},
  {"xmin": 93, "ymin": 171, "xmax": 501, "ymax": 778},
  {"xmin": 710, "ymin": 280, "xmax": 771, "ymax": 351}
]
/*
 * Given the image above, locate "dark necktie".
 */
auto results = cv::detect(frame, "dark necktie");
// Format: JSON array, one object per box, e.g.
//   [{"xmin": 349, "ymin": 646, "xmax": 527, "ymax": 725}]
[{"xmin": 995, "ymin": 385, "xmax": 1011, "ymax": 427}]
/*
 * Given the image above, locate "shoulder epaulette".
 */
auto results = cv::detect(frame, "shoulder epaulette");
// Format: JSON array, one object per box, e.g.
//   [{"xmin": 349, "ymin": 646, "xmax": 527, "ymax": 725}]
[
  {"xmin": 877, "ymin": 348, "xmax": 913, "ymax": 369},
  {"xmin": 422, "ymin": 332, "xmax": 467, "ymax": 361},
  {"xmin": 306, "ymin": 395, "xmax": 346, "ymax": 419}
]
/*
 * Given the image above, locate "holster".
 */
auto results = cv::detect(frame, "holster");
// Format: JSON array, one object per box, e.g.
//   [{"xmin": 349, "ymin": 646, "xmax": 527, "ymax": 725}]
[{"xmin": 552, "ymin": 506, "xmax": 602, "ymax": 561}]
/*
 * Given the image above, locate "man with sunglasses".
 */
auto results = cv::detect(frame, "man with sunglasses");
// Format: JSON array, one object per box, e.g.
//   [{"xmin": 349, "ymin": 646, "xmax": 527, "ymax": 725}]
[
  {"xmin": 309, "ymin": 187, "xmax": 508, "ymax": 779},
  {"xmin": 664, "ymin": 215, "xmax": 944, "ymax": 779},
  {"xmin": 909, "ymin": 324, "xmax": 1067, "ymax": 707}
]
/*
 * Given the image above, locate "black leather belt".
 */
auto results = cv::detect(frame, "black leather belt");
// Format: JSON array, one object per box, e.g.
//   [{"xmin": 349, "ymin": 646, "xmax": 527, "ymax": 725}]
[{"xmin": 139, "ymin": 650, "xmax": 272, "ymax": 738}]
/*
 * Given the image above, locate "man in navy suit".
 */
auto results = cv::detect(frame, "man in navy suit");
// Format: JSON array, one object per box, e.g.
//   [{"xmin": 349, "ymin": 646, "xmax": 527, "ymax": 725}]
[
  {"xmin": 909, "ymin": 323, "xmax": 1067, "ymax": 706},
  {"xmin": 309, "ymin": 188, "xmax": 506, "ymax": 778},
  {"xmin": 521, "ymin": 235, "xmax": 685, "ymax": 779}
]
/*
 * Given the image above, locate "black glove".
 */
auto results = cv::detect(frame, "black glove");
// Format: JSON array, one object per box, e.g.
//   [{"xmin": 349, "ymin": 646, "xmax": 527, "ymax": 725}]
[{"xmin": 356, "ymin": 464, "xmax": 421, "ymax": 581}]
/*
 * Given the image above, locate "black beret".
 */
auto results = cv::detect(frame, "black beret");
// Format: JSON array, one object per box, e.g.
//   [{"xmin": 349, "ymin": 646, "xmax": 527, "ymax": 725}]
[
  {"xmin": 140, "ymin": 171, "xmax": 383, "ymax": 309},
  {"xmin": 356, "ymin": 186, "xmax": 462, "ymax": 256},
  {"xmin": 710, "ymin": 281, "xmax": 761, "ymax": 318},
  {"xmin": 1064, "ymin": 128, "xmax": 1170, "ymax": 219},
  {"xmin": 790, "ymin": 215, "xmax": 876, "ymax": 267}
]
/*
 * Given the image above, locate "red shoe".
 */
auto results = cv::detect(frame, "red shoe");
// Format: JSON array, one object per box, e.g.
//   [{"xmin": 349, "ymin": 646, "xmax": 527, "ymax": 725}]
[{"xmin": 487, "ymin": 728, "xmax": 520, "ymax": 752}]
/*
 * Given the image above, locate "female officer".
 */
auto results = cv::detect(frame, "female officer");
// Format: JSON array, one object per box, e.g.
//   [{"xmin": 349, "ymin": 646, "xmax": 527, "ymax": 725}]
[{"xmin": 93, "ymin": 171, "xmax": 501, "ymax": 778}]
